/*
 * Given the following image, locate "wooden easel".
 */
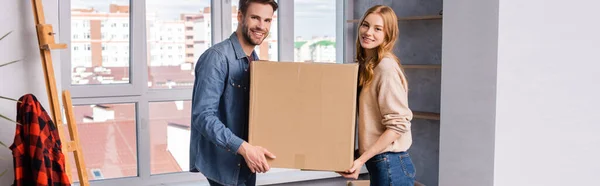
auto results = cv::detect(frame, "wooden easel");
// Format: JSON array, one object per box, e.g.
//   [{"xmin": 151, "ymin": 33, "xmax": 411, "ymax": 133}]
[{"xmin": 31, "ymin": 0, "xmax": 90, "ymax": 185}]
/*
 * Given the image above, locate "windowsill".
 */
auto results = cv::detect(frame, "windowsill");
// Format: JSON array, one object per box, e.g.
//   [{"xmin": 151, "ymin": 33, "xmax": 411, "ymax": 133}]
[{"xmin": 167, "ymin": 166, "xmax": 368, "ymax": 186}]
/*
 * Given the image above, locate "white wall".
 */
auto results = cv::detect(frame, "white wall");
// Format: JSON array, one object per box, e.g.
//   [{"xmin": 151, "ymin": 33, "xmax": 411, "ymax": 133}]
[
  {"xmin": 494, "ymin": 0, "xmax": 600, "ymax": 185},
  {"xmin": 439, "ymin": 0, "xmax": 499, "ymax": 185},
  {"xmin": 0, "ymin": 0, "xmax": 60, "ymax": 185},
  {"xmin": 441, "ymin": 0, "xmax": 600, "ymax": 185}
]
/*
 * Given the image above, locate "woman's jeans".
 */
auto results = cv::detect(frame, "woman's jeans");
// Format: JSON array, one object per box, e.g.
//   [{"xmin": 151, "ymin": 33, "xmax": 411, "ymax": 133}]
[{"xmin": 365, "ymin": 151, "xmax": 416, "ymax": 186}]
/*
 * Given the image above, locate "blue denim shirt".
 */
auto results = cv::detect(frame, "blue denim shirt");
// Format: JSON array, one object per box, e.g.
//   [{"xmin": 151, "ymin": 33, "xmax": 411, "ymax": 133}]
[{"xmin": 190, "ymin": 33, "xmax": 258, "ymax": 185}]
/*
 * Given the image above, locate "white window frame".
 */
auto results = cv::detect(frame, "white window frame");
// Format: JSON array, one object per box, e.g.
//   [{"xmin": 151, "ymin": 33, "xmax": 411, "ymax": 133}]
[{"xmin": 59, "ymin": 0, "xmax": 354, "ymax": 185}]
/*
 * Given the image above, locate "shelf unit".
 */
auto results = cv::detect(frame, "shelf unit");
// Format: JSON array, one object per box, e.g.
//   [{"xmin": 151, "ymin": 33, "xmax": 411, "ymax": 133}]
[
  {"xmin": 413, "ymin": 111, "xmax": 441, "ymax": 120},
  {"xmin": 346, "ymin": 2, "xmax": 444, "ymax": 185},
  {"xmin": 346, "ymin": 15, "xmax": 443, "ymax": 23},
  {"xmin": 403, "ymin": 64, "xmax": 441, "ymax": 69},
  {"xmin": 345, "ymin": 11, "xmax": 443, "ymax": 122}
]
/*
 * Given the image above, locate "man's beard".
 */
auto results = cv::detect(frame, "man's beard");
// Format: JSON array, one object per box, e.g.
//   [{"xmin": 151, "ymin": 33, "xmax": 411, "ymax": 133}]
[{"xmin": 241, "ymin": 19, "xmax": 268, "ymax": 46}]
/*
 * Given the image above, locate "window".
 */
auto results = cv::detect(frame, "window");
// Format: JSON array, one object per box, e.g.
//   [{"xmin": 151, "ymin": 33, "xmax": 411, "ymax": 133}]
[
  {"xmin": 70, "ymin": 1, "xmax": 130, "ymax": 85},
  {"xmin": 66, "ymin": 103, "xmax": 137, "ymax": 182},
  {"xmin": 61, "ymin": 0, "xmax": 345, "ymax": 185},
  {"xmin": 147, "ymin": 0, "xmax": 210, "ymax": 90},
  {"xmin": 149, "ymin": 100, "xmax": 192, "ymax": 174},
  {"xmin": 91, "ymin": 169, "xmax": 104, "ymax": 179},
  {"xmin": 294, "ymin": 0, "xmax": 337, "ymax": 63}
]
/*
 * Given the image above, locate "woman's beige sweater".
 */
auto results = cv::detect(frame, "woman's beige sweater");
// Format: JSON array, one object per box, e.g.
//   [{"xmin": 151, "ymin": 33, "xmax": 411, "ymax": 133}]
[{"xmin": 358, "ymin": 57, "xmax": 413, "ymax": 155}]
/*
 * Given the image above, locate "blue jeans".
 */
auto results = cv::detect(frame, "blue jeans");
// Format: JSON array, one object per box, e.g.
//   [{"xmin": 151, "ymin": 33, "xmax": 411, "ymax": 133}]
[{"xmin": 365, "ymin": 151, "xmax": 416, "ymax": 186}]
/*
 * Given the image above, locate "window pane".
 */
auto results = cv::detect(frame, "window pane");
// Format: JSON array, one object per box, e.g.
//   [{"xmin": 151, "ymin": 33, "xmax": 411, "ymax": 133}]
[
  {"xmin": 71, "ymin": 1, "xmax": 131, "ymax": 85},
  {"xmin": 149, "ymin": 100, "xmax": 192, "ymax": 175},
  {"xmin": 67, "ymin": 103, "xmax": 137, "ymax": 181},
  {"xmin": 232, "ymin": 0, "xmax": 279, "ymax": 61},
  {"xmin": 294, "ymin": 0, "xmax": 336, "ymax": 63},
  {"xmin": 146, "ymin": 1, "xmax": 211, "ymax": 89}
]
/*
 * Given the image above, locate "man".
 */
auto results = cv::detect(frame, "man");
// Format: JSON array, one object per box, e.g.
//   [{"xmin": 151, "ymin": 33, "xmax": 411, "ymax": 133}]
[{"xmin": 190, "ymin": 0, "xmax": 278, "ymax": 186}]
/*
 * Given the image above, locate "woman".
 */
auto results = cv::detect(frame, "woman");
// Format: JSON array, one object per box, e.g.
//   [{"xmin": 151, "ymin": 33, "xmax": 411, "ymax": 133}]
[{"xmin": 339, "ymin": 5, "xmax": 416, "ymax": 185}]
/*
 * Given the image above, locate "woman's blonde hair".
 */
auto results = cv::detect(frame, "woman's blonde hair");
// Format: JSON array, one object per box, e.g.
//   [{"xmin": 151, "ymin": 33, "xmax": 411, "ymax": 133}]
[{"xmin": 355, "ymin": 5, "xmax": 404, "ymax": 87}]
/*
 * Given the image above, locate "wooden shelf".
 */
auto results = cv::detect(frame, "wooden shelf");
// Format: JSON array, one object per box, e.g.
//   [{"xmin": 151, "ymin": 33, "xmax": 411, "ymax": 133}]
[
  {"xmin": 346, "ymin": 15, "xmax": 442, "ymax": 23},
  {"xmin": 413, "ymin": 111, "xmax": 440, "ymax": 120},
  {"xmin": 403, "ymin": 64, "xmax": 441, "ymax": 69}
]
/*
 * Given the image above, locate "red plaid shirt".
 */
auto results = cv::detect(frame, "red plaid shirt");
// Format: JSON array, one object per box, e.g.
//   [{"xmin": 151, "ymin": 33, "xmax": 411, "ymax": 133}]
[{"xmin": 10, "ymin": 94, "xmax": 71, "ymax": 186}]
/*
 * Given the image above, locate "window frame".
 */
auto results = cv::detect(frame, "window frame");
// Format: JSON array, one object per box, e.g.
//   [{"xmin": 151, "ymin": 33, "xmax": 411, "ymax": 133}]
[{"xmin": 58, "ymin": 0, "xmax": 349, "ymax": 185}]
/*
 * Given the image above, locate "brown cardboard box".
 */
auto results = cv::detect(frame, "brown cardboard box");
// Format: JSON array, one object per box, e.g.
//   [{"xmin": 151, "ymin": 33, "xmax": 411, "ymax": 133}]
[
  {"xmin": 248, "ymin": 61, "xmax": 359, "ymax": 172},
  {"xmin": 347, "ymin": 180, "xmax": 370, "ymax": 186}
]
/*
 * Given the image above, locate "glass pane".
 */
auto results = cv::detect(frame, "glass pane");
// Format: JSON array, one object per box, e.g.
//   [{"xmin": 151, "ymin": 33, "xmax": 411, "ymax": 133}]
[
  {"xmin": 149, "ymin": 100, "xmax": 191, "ymax": 175},
  {"xmin": 146, "ymin": 0, "xmax": 211, "ymax": 89},
  {"xmin": 67, "ymin": 103, "xmax": 137, "ymax": 181},
  {"xmin": 71, "ymin": 1, "xmax": 131, "ymax": 85},
  {"xmin": 232, "ymin": 0, "xmax": 279, "ymax": 61},
  {"xmin": 294, "ymin": 0, "xmax": 336, "ymax": 63}
]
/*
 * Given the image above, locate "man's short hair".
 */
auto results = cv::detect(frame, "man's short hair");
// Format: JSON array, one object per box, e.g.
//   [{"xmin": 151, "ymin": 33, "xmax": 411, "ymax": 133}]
[{"xmin": 238, "ymin": 0, "xmax": 278, "ymax": 15}]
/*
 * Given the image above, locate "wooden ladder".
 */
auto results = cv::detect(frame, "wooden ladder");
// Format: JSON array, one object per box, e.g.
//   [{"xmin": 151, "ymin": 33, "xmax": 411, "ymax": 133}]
[{"xmin": 31, "ymin": 0, "xmax": 90, "ymax": 185}]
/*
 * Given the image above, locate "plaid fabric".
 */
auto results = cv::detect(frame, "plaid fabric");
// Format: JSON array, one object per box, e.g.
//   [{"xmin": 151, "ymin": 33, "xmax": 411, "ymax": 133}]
[{"xmin": 10, "ymin": 94, "xmax": 71, "ymax": 186}]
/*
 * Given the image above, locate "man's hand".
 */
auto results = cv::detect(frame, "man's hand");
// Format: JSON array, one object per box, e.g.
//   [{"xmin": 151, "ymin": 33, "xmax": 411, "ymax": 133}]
[
  {"xmin": 237, "ymin": 142, "xmax": 276, "ymax": 173},
  {"xmin": 337, "ymin": 159, "xmax": 364, "ymax": 179}
]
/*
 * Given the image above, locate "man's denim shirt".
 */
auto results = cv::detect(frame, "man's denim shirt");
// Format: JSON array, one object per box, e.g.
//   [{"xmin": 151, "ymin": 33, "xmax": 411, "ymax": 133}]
[{"xmin": 190, "ymin": 33, "xmax": 257, "ymax": 186}]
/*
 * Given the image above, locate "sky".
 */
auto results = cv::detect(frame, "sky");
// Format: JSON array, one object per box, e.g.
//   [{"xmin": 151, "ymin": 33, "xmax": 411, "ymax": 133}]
[{"xmin": 71, "ymin": 0, "xmax": 337, "ymax": 39}]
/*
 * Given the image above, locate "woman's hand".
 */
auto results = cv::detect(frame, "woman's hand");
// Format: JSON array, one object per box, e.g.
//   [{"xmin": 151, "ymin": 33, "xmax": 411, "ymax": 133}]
[{"xmin": 337, "ymin": 159, "xmax": 365, "ymax": 179}]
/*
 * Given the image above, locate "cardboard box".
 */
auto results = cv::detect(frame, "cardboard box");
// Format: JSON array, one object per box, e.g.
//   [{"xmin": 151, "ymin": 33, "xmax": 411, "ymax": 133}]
[
  {"xmin": 248, "ymin": 61, "xmax": 358, "ymax": 172},
  {"xmin": 347, "ymin": 180, "xmax": 370, "ymax": 186}
]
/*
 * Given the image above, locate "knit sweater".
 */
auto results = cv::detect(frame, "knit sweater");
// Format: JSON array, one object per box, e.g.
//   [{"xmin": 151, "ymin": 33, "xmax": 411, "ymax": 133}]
[{"xmin": 358, "ymin": 57, "xmax": 413, "ymax": 155}]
